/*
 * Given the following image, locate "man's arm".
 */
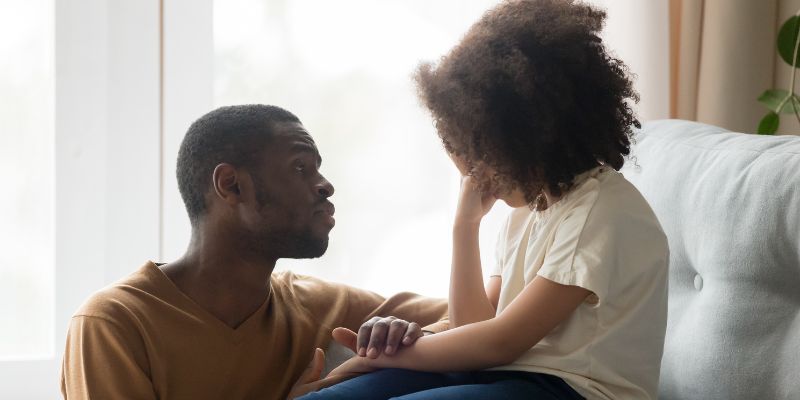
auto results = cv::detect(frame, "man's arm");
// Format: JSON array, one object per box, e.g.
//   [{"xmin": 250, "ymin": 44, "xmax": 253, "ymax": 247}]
[
  {"xmin": 61, "ymin": 316, "xmax": 156, "ymax": 400},
  {"xmin": 334, "ymin": 284, "xmax": 448, "ymax": 358},
  {"xmin": 288, "ymin": 272, "xmax": 449, "ymax": 337},
  {"xmin": 342, "ymin": 286, "xmax": 448, "ymax": 334}
]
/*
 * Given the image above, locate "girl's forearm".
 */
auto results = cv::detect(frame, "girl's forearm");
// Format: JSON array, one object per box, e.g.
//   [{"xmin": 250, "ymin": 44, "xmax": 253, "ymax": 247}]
[
  {"xmin": 449, "ymin": 222, "xmax": 497, "ymax": 327},
  {"xmin": 368, "ymin": 316, "xmax": 515, "ymax": 372}
]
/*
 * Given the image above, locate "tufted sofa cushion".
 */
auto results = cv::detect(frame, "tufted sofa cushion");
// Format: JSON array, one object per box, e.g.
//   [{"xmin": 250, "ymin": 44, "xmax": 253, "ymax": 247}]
[{"xmin": 622, "ymin": 120, "xmax": 800, "ymax": 400}]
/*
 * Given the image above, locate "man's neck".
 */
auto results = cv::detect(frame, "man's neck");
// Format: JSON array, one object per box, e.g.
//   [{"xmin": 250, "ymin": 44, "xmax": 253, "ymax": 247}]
[{"xmin": 160, "ymin": 226, "xmax": 278, "ymax": 329}]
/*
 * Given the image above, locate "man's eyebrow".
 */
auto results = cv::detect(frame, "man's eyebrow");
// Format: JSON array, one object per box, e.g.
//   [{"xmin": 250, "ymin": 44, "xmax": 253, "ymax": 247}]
[{"xmin": 290, "ymin": 142, "xmax": 322, "ymax": 166}]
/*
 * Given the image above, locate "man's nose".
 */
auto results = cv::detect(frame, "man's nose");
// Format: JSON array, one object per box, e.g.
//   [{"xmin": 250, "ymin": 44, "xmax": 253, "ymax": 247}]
[{"xmin": 316, "ymin": 176, "xmax": 334, "ymax": 199}]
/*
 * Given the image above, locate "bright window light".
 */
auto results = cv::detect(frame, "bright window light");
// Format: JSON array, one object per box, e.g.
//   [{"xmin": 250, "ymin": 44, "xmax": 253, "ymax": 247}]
[
  {"xmin": 0, "ymin": 0, "xmax": 55, "ymax": 360},
  {"xmin": 213, "ymin": 0, "xmax": 511, "ymax": 298}
]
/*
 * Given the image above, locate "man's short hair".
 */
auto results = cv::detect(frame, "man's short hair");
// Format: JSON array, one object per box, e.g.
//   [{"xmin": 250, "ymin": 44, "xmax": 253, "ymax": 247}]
[{"xmin": 176, "ymin": 104, "xmax": 300, "ymax": 224}]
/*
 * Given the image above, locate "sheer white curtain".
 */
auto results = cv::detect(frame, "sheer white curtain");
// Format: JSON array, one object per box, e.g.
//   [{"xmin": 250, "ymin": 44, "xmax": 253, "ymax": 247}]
[{"xmin": 590, "ymin": 0, "xmax": 670, "ymax": 122}]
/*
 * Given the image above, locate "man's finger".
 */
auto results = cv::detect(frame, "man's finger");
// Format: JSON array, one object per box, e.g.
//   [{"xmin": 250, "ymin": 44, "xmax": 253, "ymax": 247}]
[
  {"xmin": 384, "ymin": 319, "xmax": 407, "ymax": 355},
  {"xmin": 356, "ymin": 317, "xmax": 379, "ymax": 356},
  {"xmin": 367, "ymin": 320, "xmax": 389, "ymax": 358},
  {"xmin": 331, "ymin": 327, "xmax": 358, "ymax": 353},
  {"xmin": 402, "ymin": 322, "xmax": 423, "ymax": 345},
  {"xmin": 297, "ymin": 348, "xmax": 325, "ymax": 385}
]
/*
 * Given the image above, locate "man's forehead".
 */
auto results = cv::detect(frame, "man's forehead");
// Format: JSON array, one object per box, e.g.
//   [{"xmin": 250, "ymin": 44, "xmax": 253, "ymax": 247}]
[
  {"xmin": 271, "ymin": 121, "xmax": 316, "ymax": 146},
  {"xmin": 268, "ymin": 121, "xmax": 322, "ymax": 164}
]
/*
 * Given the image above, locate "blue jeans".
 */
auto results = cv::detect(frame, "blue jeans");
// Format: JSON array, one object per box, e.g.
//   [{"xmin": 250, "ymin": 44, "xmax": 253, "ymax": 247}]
[{"xmin": 298, "ymin": 368, "xmax": 585, "ymax": 400}]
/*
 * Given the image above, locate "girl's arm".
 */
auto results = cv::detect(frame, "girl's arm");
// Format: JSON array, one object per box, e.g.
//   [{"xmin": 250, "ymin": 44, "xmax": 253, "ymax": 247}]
[
  {"xmin": 449, "ymin": 221, "xmax": 499, "ymax": 327},
  {"xmin": 331, "ymin": 276, "xmax": 591, "ymax": 375},
  {"xmin": 486, "ymin": 275, "xmax": 501, "ymax": 309},
  {"xmin": 448, "ymin": 176, "xmax": 500, "ymax": 327}
]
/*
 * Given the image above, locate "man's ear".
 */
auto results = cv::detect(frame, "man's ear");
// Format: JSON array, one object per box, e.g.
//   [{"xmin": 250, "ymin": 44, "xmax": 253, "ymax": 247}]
[{"xmin": 212, "ymin": 163, "xmax": 241, "ymax": 207}]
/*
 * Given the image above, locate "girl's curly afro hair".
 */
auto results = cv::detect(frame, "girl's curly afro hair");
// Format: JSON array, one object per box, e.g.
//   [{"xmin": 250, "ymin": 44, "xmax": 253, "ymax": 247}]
[{"xmin": 415, "ymin": 0, "xmax": 640, "ymax": 209}]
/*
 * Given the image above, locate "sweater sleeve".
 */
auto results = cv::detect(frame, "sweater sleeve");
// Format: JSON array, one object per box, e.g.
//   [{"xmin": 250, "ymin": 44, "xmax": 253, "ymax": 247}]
[
  {"xmin": 287, "ymin": 273, "xmax": 449, "ymax": 334},
  {"xmin": 60, "ymin": 315, "xmax": 156, "ymax": 400},
  {"xmin": 344, "ymin": 287, "xmax": 450, "ymax": 334}
]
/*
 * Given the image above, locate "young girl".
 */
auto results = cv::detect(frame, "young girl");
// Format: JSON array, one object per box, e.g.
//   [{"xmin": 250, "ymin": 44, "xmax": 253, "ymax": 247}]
[{"xmin": 300, "ymin": 0, "xmax": 668, "ymax": 399}]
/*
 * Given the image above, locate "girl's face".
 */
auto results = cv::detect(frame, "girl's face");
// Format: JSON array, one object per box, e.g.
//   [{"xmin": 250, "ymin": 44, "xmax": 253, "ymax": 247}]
[
  {"xmin": 498, "ymin": 187, "xmax": 527, "ymax": 208},
  {"xmin": 448, "ymin": 152, "xmax": 528, "ymax": 208}
]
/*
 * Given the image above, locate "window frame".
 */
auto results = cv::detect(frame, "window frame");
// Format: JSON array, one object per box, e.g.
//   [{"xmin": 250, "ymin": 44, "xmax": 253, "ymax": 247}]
[{"xmin": 0, "ymin": 1, "xmax": 162, "ymax": 396}]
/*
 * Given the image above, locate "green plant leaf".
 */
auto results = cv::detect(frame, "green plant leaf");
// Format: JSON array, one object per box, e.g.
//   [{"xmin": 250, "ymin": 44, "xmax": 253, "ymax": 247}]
[
  {"xmin": 778, "ymin": 15, "xmax": 800, "ymax": 66},
  {"xmin": 757, "ymin": 89, "xmax": 800, "ymax": 113},
  {"xmin": 757, "ymin": 111, "xmax": 779, "ymax": 135}
]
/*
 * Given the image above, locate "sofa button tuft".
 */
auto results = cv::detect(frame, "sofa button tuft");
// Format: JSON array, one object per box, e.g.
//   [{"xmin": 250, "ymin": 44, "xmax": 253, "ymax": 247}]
[{"xmin": 694, "ymin": 274, "xmax": 703, "ymax": 291}]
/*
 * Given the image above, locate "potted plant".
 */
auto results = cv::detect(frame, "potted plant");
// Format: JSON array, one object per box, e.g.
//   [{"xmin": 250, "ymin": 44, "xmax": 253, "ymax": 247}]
[{"xmin": 758, "ymin": 12, "xmax": 800, "ymax": 134}]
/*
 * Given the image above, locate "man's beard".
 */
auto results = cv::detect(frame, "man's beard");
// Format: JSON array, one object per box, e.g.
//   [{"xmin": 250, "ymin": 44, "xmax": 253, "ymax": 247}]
[
  {"xmin": 249, "ymin": 174, "xmax": 330, "ymax": 259},
  {"xmin": 242, "ymin": 223, "xmax": 329, "ymax": 261},
  {"xmin": 269, "ymin": 228, "xmax": 329, "ymax": 259}
]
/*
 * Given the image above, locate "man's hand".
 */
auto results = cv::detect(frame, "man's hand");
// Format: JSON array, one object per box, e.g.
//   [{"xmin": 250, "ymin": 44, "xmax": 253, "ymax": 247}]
[
  {"xmin": 333, "ymin": 316, "xmax": 424, "ymax": 358},
  {"xmin": 286, "ymin": 348, "xmax": 349, "ymax": 399}
]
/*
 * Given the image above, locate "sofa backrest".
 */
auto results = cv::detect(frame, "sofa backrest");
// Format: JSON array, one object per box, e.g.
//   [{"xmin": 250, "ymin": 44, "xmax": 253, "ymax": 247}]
[{"xmin": 622, "ymin": 119, "xmax": 800, "ymax": 400}]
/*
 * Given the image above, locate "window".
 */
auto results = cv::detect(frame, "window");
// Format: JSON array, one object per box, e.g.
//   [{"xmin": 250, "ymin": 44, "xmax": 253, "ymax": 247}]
[
  {"xmin": 0, "ymin": 0, "xmax": 55, "ymax": 360},
  {"xmin": 212, "ymin": 0, "xmax": 511, "ymax": 297}
]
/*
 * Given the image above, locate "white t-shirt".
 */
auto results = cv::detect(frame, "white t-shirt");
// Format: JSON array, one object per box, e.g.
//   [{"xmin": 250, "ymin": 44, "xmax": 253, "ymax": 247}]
[{"xmin": 490, "ymin": 166, "xmax": 669, "ymax": 400}]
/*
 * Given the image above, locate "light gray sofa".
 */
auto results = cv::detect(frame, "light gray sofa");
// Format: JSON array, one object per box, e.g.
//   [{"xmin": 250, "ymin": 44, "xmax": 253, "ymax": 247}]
[
  {"xmin": 623, "ymin": 119, "xmax": 800, "ymax": 399},
  {"xmin": 324, "ymin": 119, "xmax": 800, "ymax": 399}
]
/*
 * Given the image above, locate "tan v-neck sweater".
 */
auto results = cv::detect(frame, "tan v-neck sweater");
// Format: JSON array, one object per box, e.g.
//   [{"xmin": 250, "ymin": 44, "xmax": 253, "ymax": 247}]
[{"xmin": 60, "ymin": 262, "xmax": 448, "ymax": 399}]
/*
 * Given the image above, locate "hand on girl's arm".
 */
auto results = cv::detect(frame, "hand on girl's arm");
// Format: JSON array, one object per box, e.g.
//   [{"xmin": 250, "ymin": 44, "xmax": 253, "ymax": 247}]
[
  {"xmin": 329, "ymin": 277, "xmax": 591, "ymax": 379},
  {"xmin": 356, "ymin": 316, "xmax": 424, "ymax": 357},
  {"xmin": 331, "ymin": 316, "xmax": 425, "ymax": 359}
]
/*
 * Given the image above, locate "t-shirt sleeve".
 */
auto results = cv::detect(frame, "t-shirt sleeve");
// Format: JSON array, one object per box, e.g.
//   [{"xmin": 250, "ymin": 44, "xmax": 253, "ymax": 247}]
[
  {"xmin": 489, "ymin": 214, "xmax": 512, "ymax": 277},
  {"xmin": 536, "ymin": 204, "xmax": 616, "ymax": 304},
  {"xmin": 61, "ymin": 315, "xmax": 156, "ymax": 400}
]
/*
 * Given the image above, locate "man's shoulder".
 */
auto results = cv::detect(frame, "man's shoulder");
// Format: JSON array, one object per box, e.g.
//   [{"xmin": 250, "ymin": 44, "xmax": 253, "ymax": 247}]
[
  {"xmin": 271, "ymin": 270, "xmax": 353, "ymax": 299},
  {"xmin": 270, "ymin": 270, "xmax": 361, "ymax": 318},
  {"xmin": 73, "ymin": 262, "xmax": 165, "ymax": 324}
]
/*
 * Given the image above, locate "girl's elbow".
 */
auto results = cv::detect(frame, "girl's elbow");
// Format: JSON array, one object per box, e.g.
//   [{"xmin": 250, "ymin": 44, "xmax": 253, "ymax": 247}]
[
  {"xmin": 492, "ymin": 330, "xmax": 545, "ymax": 366},
  {"xmin": 488, "ymin": 337, "xmax": 529, "ymax": 366},
  {"xmin": 493, "ymin": 346, "xmax": 523, "ymax": 366}
]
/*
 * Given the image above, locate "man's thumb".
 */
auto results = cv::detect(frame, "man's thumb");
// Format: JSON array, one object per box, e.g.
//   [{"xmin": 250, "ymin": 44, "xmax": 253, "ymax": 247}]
[
  {"xmin": 331, "ymin": 327, "xmax": 358, "ymax": 353},
  {"xmin": 298, "ymin": 348, "xmax": 325, "ymax": 385}
]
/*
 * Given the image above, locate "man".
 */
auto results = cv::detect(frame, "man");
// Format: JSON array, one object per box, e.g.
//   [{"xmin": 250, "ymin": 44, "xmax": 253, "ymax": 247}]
[{"xmin": 60, "ymin": 105, "xmax": 448, "ymax": 399}]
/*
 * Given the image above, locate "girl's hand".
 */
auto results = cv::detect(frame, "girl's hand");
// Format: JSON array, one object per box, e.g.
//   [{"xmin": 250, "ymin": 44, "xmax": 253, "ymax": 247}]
[
  {"xmin": 326, "ymin": 355, "xmax": 377, "ymax": 381},
  {"xmin": 455, "ymin": 175, "xmax": 497, "ymax": 226}
]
